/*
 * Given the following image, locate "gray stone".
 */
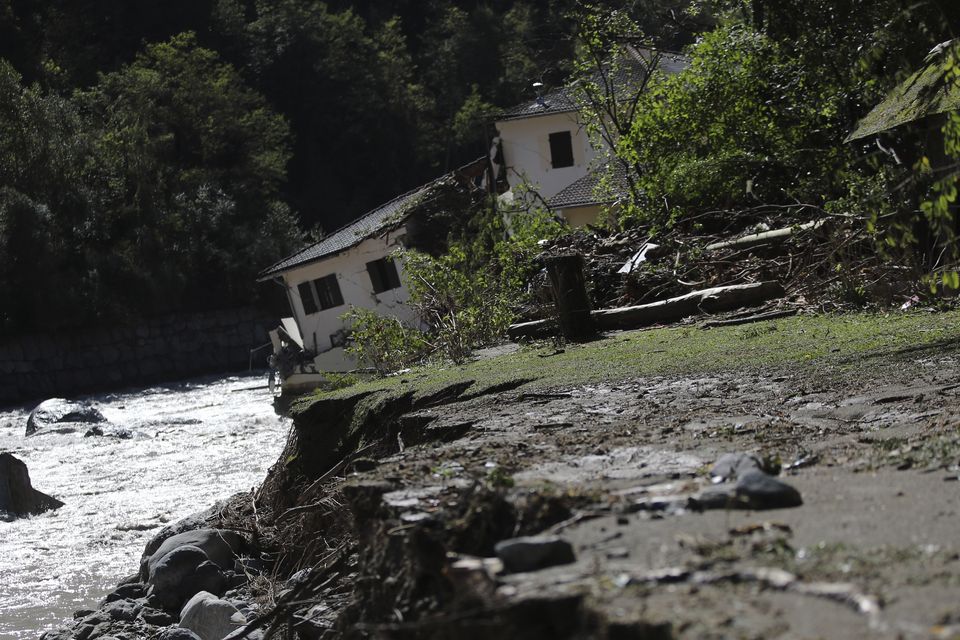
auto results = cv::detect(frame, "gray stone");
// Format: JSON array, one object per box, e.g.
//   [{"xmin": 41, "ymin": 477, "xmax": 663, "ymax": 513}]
[
  {"xmin": 143, "ymin": 527, "xmax": 244, "ymax": 582},
  {"xmin": 734, "ymin": 471, "xmax": 803, "ymax": 509},
  {"xmin": 39, "ymin": 629, "xmax": 73, "ymax": 640},
  {"xmin": 494, "ymin": 535, "xmax": 576, "ymax": 573},
  {"xmin": 697, "ymin": 471, "xmax": 803, "ymax": 510},
  {"xmin": 157, "ymin": 629, "xmax": 203, "ymax": 640},
  {"xmin": 179, "ymin": 591, "xmax": 247, "ymax": 640},
  {"xmin": 0, "ymin": 452, "xmax": 64, "ymax": 517},
  {"xmin": 139, "ymin": 606, "xmax": 176, "ymax": 626},
  {"xmin": 102, "ymin": 582, "xmax": 146, "ymax": 604},
  {"xmin": 140, "ymin": 511, "xmax": 229, "ymax": 576},
  {"xmin": 148, "ymin": 545, "xmax": 226, "ymax": 611},
  {"xmin": 26, "ymin": 398, "xmax": 108, "ymax": 436},
  {"xmin": 103, "ymin": 598, "xmax": 141, "ymax": 621},
  {"xmin": 84, "ymin": 425, "xmax": 134, "ymax": 439},
  {"xmin": 709, "ymin": 452, "xmax": 763, "ymax": 483}
]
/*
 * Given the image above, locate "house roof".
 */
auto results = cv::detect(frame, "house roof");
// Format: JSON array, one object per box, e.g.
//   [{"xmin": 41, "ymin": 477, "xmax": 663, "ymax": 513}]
[
  {"xmin": 496, "ymin": 48, "xmax": 689, "ymax": 123},
  {"xmin": 547, "ymin": 161, "xmax": 630, "ymax": 210},
  {"xmin": 847, "ymin": 40, "xmax": 960, "ymax": 142},
  {"xmin": 258, "ymin": 179, "xmax": 445, "ymax": 281}
]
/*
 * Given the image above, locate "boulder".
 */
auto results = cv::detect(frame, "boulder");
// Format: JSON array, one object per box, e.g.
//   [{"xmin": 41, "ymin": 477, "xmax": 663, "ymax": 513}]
[
  {"xmin": 26, "ymin": 398, "xmax": 108, "ymax": 436},
  {"xmin": 141, "ymin": 503, "xmax": 227, "ymax": 567},
  {"xmin": 179, "ymin": 591, "xmax": 247, "ymax": 640},
  {"xmin": 147, "ymin": 545, "xmax": 227, "ymax": 611},
  {"xmin": 697, "ymin": 471, "xmax": 803, "ymax": 510},
  {"xmin": 143, "ymin": 528, "xmax": 245, "ymax": 582},
  {"xmin": 494, "ymin": 535, "xmax": 576, "ymax": 573},
  {"xmin": 0, "ymin": 452, "xmax": 64, "ymax": 517}
]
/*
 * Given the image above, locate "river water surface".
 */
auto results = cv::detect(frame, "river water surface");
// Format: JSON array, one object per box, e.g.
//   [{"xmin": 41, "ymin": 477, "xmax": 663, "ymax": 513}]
[{"xmin": 0, "ymin": 373, "xmax": 290, "ymax": 639}]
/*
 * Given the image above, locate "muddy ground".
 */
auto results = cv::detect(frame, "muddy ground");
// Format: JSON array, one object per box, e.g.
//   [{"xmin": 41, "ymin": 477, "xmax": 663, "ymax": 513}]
[{"xmin": 245, "ymin": 318, "xmax": 960, "ymax": 640}]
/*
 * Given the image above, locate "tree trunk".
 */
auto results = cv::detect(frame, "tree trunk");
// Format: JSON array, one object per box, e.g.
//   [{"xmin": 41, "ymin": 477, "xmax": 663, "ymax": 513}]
[{"xmin": 544, "ymin": 253, "xmax": 595, "ymax": 341}]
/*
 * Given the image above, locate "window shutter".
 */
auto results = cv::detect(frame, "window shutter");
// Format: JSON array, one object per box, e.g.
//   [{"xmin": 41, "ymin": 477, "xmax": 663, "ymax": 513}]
[
  {"xmin": 327, "ymin": 274, "xmax": 344, "ymax": 307},
  {"xmin": 298, "ymin": 282, "xmax": 318, "ymax": 315},
  {"xmin": 385, "ymin": 258, "xmax": 401, "ymax": 290},
  {"xmin": 367, "ymin": 260, "xmax": 386, "ymax": 293}
]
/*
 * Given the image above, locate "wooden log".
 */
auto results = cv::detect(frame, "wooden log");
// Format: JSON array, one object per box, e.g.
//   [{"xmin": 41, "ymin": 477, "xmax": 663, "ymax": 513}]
[
  {"xmin": 544, "ymin": 253, "xmax": 595, "ymax": 340},
  {"xmin": 508, "ymin": 281, "xmax": 786, "ymax": 340},
  {"xmin": 593, "ymin": 281, "xmax": 785, "ymax": 331},
  {"xmin": 704, "ymin": 220, "xmax": 824, "ymax": 252}
]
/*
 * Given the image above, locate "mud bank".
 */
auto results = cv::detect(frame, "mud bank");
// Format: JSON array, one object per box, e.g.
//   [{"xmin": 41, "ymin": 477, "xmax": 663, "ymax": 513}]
[{"xmin": 45, "ymin": 312, "xmax": 960, "ymax": 639}]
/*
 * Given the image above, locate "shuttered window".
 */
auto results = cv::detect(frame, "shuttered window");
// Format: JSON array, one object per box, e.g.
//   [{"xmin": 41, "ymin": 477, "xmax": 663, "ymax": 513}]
[
  {"xmin": 298, "ymin": 282, "xmax": 318, "ymax": 315},
  {"xmin": 366, "ymin": 257, "xmax": 402, "ymax": 294},
  {"xmin": 548, "ymin": 131, "xmax": 574, "ymax": 168},
  {"xmin": 297, "ymin": 274, "xmax": 344, "ymax": 315},
  {"xmin": 314, "ymin": 274, "xmax": 344, "ymax": 310}
]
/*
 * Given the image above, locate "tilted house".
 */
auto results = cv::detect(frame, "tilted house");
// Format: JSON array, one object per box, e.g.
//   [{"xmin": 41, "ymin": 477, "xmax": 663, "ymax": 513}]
[
  {"xmin": 492, "ymin": 47, "xmax": 688, "ymax": 227},
  {"xmin": 257, "ymin": 159, "xmax": 487, "ymax": 391}
]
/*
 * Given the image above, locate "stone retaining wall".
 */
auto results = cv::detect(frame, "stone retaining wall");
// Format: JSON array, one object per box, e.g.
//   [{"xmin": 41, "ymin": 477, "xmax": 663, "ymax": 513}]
[{"xmin": 0, "ymin": 308, "xmax": 274, "ymax": 406}]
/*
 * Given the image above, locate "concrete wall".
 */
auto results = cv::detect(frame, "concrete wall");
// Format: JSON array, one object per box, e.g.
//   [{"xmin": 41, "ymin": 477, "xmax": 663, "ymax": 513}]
[
  {"xmin": 0, "ymin": 307, "xmax": 273, "ymax": 407},
  {"xmin": 280, "ymin": 229, "xmax": 420, "ymax": 372},
  {"xmin": 496, "ymin": 111, "xmax": 595, "ymax": 200}
]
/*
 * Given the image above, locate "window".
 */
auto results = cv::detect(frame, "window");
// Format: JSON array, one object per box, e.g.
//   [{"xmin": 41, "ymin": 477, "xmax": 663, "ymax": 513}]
[
  {"xmin": 296, "ymin": 274, "xmax": 344, "ymax": 315},
  {"xmin": 297, "ymin": 282, "xmax": 318, "ymax": 315},
  {"xmin": 548, "ymin": 131, "xmax": 574, "ymax": 168},
  {"xmin": 313, "ymin": 274, "xmax": 344, "ymax": 310},
  {"xmin": 366, "ymin": 257, "xmax": 402, "ymax": 294}
]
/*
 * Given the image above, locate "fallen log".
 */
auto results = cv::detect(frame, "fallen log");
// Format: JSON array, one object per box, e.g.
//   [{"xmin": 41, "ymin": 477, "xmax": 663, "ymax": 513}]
[
  {"xmin": 508, "ymin": 281, "xmax": 785, "ymax": 340},
  {"xmin": 704, "ymin": 220, "xmax": 824, "ymax": 252}
]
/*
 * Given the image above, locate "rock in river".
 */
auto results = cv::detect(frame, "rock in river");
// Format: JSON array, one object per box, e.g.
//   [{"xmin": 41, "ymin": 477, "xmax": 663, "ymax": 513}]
[
  {"xmin": 26, "ymin": 398, "xmax": 108, "ymax": 436},
  {"xmin": 0, "ymin": 452, "xmax": 64, "ymax": 518},
  {"xmin": 179, "ymin": 591, "xmax": 247, "ymax": 640}
]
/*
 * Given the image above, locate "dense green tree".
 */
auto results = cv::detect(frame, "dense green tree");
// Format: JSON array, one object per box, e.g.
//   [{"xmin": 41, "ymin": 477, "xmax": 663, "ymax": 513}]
[{"xmin": 77, "ymin": 32, "xmax": 298, "ymax": 316}]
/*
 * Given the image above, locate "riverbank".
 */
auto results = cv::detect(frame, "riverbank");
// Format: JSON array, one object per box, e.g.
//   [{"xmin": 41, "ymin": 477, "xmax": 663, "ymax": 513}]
[{"xmin": 41, "ymin": 309, "xmax": 960, "ymax": 639}]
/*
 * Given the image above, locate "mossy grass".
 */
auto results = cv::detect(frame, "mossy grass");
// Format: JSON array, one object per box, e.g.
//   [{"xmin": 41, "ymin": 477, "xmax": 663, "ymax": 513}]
[{"xmin": 294, "ymin": 310, "xmax": 960, "ymax": 415}]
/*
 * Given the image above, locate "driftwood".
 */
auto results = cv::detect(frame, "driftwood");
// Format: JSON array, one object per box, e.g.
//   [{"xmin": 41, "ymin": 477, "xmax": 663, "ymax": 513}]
[
  {"xmin": 508, "ymin": 281, "xmax": 785, "ymax": 340},
  {"xmin": 704, "ymin": 220, "xmax": 824, "ymax": 252},
  {"xmin": 699, "ymin": 308, "xmax": 798, "ymax": 328}
]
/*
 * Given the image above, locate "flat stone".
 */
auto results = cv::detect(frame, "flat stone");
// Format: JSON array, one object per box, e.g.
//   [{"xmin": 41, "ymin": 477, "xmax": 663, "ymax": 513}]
[
  {"xmin": 138, "ymin": 606, "xmax": 175, "ymax": 626},
  {"xmin": 734, "ymin": 471, "xmax": 803, "ymax": 509},
  {"xmin": 710, "ymin": 452, "xmax": 763, "ymax": 483},
  {"xmin": 494, "ymin": 535, "xmax": 576, "ymax": 573},
  {"xmin": 697, "ymin": 471, "xmax": 803, "ymax": 510},
  {"xmin": 157, "ymin": 629, "xmax": 202, "ymax": 640}
]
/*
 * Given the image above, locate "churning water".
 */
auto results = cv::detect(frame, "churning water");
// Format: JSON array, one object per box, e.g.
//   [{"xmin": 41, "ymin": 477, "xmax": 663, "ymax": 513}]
[{"xmin": 0, "ymin": 373, "xmax": 290, "ymax": 639}]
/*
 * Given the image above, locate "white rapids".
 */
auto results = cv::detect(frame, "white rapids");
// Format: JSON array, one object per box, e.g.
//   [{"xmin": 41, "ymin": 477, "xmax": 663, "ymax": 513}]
[{"xmin": 0, "ymin": 373, "xmax": 290, "ymax": 639}]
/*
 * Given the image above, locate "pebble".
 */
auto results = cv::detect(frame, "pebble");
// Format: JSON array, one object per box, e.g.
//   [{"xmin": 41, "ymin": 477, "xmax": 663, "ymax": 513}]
[{"xmin": 494, "ymin": 535, "xmax": 576, "ymax": 573}]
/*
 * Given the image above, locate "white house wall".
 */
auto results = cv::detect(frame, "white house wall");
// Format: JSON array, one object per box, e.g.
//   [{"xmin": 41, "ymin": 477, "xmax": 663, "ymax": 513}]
[
  {"xmin": 281, "ymin": 228, "xmax": 418, "ymax": 372},
  {"xmin": 496, "ymin": 112, "xmax": 595, "ymax": 201}
]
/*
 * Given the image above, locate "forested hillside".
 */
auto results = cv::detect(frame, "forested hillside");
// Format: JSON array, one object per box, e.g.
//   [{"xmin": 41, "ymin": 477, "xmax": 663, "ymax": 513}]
[{"xmin": 1, "ymin": 0, "xmax": 958, "ymax": 338}]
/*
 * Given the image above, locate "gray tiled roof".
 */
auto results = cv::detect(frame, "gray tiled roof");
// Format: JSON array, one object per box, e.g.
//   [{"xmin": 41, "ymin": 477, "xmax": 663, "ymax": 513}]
[
  {"xmin": 547, "ymin": 161, "xmax": 630, "ymax": 209},
  {"xmin": 496, "ymin": 48, "xmax": 689, "ymax": 123},
  {"xmin": 257, "ymin": 180, "xmax": 442, "ymax": 280}
]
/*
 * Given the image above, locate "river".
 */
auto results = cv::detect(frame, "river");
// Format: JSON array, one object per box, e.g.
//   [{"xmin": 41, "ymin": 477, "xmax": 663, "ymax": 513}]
[{"xmin": 0, "ymin": 373, "xmax": 290, "ymax": 639}]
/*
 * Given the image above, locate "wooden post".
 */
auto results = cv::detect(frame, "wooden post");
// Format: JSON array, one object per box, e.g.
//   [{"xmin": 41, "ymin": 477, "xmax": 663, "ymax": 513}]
[{"xmin": 544, "ymin": 253, "xmax": 595, "ymax": 340}]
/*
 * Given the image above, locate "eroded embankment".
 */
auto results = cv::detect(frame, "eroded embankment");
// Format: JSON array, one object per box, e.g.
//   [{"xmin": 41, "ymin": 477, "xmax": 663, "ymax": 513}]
[{"xmin": 41, "ymin": 311, "xmax": 960, "ymax": 640}]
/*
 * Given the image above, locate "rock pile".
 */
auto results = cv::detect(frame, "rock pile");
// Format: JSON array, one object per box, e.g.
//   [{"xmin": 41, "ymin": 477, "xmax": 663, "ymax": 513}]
[{"xmin": 40, "ymin": 524, "xmax": 265, "ymax": 640}]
